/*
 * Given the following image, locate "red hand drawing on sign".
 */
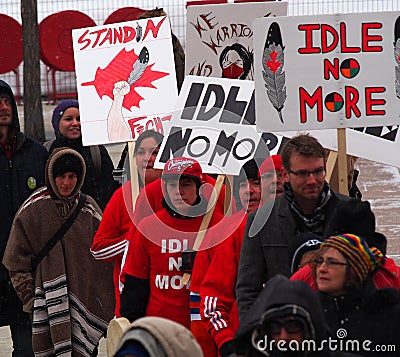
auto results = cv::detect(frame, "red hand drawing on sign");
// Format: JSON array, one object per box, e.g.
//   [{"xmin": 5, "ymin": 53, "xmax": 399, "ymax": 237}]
[{"xmin": 82, "ymin": 47, "xmax": 169, "ymax": 110}]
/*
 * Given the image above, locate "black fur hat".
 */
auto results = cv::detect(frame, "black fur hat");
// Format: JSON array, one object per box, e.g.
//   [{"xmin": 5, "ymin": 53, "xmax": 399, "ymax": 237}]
[
  {"xmin": 324, "ymin": 199, "xmax": 386, "ymax": 254},
  {"xmin": 53, "ymin": 154, "xmax": 83, "ymax": 180}
]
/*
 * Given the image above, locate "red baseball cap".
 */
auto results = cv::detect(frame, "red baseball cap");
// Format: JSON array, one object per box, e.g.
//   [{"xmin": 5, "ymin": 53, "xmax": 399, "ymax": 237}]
[
  {"xmin": 162, "ymin": 157, "xmax": 203, "ymax": 183},
  {"xmin": 259, "ymin": 154, "xmax": 283, "ymax": 178}
]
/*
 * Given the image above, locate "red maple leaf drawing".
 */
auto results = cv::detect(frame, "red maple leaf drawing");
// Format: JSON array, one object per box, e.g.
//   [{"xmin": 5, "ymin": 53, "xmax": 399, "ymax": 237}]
[
  {"xmin": 82, "ymin": 48, "xmax": 169, "ymax": 110},
  {"xmin": 265, "ymin": 50, "xmax": 282, "ymax": 73}
]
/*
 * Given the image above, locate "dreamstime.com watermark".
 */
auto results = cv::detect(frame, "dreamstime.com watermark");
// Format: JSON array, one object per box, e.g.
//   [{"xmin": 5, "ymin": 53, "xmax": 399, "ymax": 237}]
[{"xmin": 256, "ymin": 328, "xmax": 396, "ymax": 353}]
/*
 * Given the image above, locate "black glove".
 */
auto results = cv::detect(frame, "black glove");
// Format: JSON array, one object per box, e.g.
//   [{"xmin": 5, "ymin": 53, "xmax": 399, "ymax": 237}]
[
  {"xmin": 180, "ymin": 249, "xmax": 197, "ymax": 273},
  {"xmin": 220, "ymin": 340, "xmax": 237, "ymax": 357}
]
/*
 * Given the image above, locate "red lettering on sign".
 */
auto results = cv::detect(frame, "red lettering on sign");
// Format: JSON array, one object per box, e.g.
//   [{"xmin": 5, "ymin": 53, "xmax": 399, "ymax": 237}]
[
  {"xmin": 365, "ymin": 87, "xmax": 386, "ymax": 115},
  {"xmin": 321, "ymin": 24, "xmax": 338, "ymax": 53},
  {"xmin": 345, "ymin": 86, "xmax": 361, "ymax": 119},
  {"xmin": 362, "ymin": 23, "xmax": 383, "ymax": 52},
  {"xmin": 324, "ymin": 58, "xmax": 340, "ymax": 80},
  {"xmin": 142, "ymin": 17, "xmax": 167, "ymax": 41},
  {"xmin": 298, "ymin": 24, "xmax": 321, "ymax": 54},
  {"xmin": 299, "ymin": 86, "xmax": 323, "ymax": 123},
  {"xmin": 340, "ymin": 23, "xmax": 360, "ymax": 53}
]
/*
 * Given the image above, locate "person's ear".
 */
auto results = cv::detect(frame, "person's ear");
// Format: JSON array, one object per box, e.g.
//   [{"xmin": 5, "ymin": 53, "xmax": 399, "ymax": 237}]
[{"xmin": 281, "ymin": 167, "xmax": 290, "ymax": 183}]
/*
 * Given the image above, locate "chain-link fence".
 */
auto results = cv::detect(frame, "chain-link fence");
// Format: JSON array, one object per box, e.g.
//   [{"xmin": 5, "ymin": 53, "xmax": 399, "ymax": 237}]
[{"xmin": 1, "ymin": 0, "xmax": 399, "ymax": 101}]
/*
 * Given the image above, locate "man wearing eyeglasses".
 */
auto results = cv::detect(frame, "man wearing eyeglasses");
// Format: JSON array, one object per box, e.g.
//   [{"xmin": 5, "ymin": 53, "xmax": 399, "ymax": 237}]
[{"xmin": 237, "ymin": 134, "xmax": 354, "ymax": 322}]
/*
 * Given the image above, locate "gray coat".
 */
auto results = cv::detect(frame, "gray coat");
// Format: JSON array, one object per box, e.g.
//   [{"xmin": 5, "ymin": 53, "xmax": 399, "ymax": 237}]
[{"xmin": 236, "ymin": 188, "xmax": 353, "ymax": 321}]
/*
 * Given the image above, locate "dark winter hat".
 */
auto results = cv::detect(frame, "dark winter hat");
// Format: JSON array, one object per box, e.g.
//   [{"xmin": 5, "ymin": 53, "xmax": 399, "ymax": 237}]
[
  {"xmin": 324, "ymin": 199, "xmax": 376, "ymax": 244},
  {"xmin": 53, "ymin": 154, "xmax": 83, "ymax": 179},
  {"xmin": 290, "ymin": 232, "xmax": 322, "ymax": 274},
  {"xmin": 162, "ymin": 157, "xmax": 203, "ymax": 183},
  {"xmin": 321, "ymin": 233, "xmax": 384, "ymax": 284},
  {"xmin": 51, "ymin": 100, "xmax": 79, "ymax": 135},
  {"xmin": 237, "ymin": 158, "xmax": 261, "ymax": 185}
]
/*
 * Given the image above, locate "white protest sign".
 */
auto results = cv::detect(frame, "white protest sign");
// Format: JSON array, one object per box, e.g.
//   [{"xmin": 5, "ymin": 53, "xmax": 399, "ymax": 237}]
[
  {"xmin": 186, "ymin": 1, "xmax": 287, "ymax": 80},
  {"xmin": 254, "ymin": 11, "xmax": 400, "ymax": 132},
  {"xmin": 72, "ymin": 16, "xmax": 177, "ymax": 145},
  {"xmin": 154, "ymin": 76, "xmax": 267, "ymax": 175}
]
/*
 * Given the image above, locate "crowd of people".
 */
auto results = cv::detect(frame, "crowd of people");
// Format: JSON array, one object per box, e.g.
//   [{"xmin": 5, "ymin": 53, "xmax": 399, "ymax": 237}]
[{"xmin": 1, "ymin": 10, "xmax": 400, "ymax": 357}]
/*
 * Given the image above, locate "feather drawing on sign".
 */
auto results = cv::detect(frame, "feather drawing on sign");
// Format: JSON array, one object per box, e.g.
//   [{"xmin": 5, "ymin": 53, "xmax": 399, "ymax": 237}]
[
  {"xmin": 394, "ymin": 16, "xmax": 400, "ymax": 99},
  {"xmin": 128, "ymin": 47, "xmax": 149, "ymax": 84},
  {"xmin": 262, "ymin": 22, "xmax": 286, "ymax": 124}
]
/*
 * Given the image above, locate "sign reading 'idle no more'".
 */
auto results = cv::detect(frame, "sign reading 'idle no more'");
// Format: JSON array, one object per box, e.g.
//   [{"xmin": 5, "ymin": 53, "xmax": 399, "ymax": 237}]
[
  {"xmin": 254, "ymin": 11, "xmax": 400, "ymax": 133},
  {"xmin": 154, "ymin": 76, "xmax": 267, "ymax": 175}
]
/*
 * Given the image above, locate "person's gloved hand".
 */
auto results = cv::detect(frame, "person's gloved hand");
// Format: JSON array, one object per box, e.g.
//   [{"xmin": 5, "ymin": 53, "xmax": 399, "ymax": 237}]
[
  {"xmin": 180, "ymin": 249, "xmax": 197, "ymax": 273},
  {"xmin": 220, "ymin": 340, "xmax": 237, "ymax": 357}
]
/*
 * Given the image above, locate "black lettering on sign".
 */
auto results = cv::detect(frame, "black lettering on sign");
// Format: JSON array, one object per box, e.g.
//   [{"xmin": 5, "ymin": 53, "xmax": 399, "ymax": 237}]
[
  {"xmin": 188, "ymin": 136, "xmax": 211, "ymax": 158},
  {"xmin": 208, "ymin": 130, "xmax": 238, "ymax": 166},
  {"xmin": 197, "ymin": 84, "xmax": 225, "ymax": 121},
  {"xmin": 233, "ymin": 138, "xmax": 255, "ymax": 161},
  {"xmin": 261, "ymin": 133, "xmax": 279, "ymax": 151},
  {"xmin": 181, "ymin": 83, "xmax": 205, "ymax": 120},
  {"xmin": 219, "ymin": 86, "xmax": 247, "ymax": 124},
  {"xmin": 181, "ymin": 82, "xmax": 254, "ymax": 124},
  {"xmin": 243, "ymin": 90, "xmax": 255, "ymax": 125},
  {"xmin": 159, "ymin": 126, "xmax": 192, "ymax": 162}
]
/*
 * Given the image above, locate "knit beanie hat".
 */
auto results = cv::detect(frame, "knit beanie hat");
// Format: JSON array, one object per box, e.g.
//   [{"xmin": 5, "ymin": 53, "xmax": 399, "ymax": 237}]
[
  {"xmin": 258, "ymin": 154, "xmax": 282, "ymax": 178},
  {"xmin": 53, "ymin": 154, "xmax": 83, "ymax": 180},
  {"xmin": 289, "ymin": 232, "xmax": 322, "ymax": 274},
  {"xmin": 51, "ymin": 100, "xmax": 79, "ymax": 135},
  {"xmin": 321, "ymin": 233, "xmax": 384, "ymax": 283}
]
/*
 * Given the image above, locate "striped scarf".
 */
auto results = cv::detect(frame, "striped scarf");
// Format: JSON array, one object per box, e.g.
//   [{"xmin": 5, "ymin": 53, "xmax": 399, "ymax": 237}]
[{"xmin": 284, "ymin": 182, "xmax": 332, "ymax": 236}]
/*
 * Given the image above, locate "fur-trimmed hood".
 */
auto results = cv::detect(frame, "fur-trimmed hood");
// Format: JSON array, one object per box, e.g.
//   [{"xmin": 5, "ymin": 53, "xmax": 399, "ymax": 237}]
[
  {"xmin": 114, "ymin": 316, "xmax": 203, "ymax": 357},
  {"xmin": 45, "ymin": 147, "xmax": 86, "ymax": 200}
]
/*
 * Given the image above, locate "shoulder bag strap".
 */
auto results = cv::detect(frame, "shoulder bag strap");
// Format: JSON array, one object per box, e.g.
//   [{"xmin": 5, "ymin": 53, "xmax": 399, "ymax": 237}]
[
  {"xmin": 30, "ymin": 194, "xmax": 87, "ymax": 272},
  {"xmin": 90, "ymin": 146, "xmax": 102, "ymax": 175}
]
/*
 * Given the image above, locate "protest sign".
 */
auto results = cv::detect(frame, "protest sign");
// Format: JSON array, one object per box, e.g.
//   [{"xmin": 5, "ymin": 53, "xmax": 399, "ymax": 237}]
[
  {"xmin": 186, "ymin": 1, "xmax": 287, "ymax": 80},
  {"xmin": 254, "ymin": 11, "xmax": 400, "ymax": 132},
  {"xmin": 154, "ymin": 76, "xmax": 267, "ymax": 175},
  {"xmin": 72, "ymin": 16, "xmax": 177, "ymax": 145}
]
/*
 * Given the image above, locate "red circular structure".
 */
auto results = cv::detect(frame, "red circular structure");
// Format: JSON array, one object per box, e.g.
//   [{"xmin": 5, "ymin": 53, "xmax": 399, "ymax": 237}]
[
  {"xmin": 104, "ymin": 7, "xmax": 146, "ymax": 25},
  {"xmin": 39, "ymin": 11, "xmax": 96, "ymax": 72},
  {"xmin": 0, "ymin": 15, "xmax": 23, "ymax": 74}
]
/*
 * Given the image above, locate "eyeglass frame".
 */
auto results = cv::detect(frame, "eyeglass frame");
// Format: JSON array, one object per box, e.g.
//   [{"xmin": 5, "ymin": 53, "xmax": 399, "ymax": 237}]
[
  {"xmin": 260, "ymin": 170, "xmax": 282, "ymax": 180},
  {"xmin": 287, "ymin": 167, "xmax": 326, "ymax": 179},
  {"xmin": 312, "ymin": 257, "xmax": 348, "ymax": 269}
]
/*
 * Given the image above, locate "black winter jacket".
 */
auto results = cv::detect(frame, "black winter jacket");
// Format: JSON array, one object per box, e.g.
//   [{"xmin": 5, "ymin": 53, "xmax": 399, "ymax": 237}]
[
  {"xmin": 0, "ymin": 81, "xmax": 48, "ymax": 265},
  {"xmin": 319, "ymin": 278, "xmax": 400, "ymax": 356}
]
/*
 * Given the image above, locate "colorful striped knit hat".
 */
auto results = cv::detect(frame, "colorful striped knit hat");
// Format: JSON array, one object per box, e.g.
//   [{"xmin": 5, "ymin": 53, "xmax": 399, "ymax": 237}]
[{"xmin": 321, "ymin": 233, "xmax": 384, "ymax": 283}]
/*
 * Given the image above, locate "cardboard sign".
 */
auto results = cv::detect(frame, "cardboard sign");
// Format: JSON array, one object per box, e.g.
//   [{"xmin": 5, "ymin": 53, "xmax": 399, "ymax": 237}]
[
  {"xmin": 72, "ymin": 16, "xmax": 178, "ymax": 145},
  {"xmin": 254, "ymin": 12, "xmax": 400, "ymax": 132},
  {"xmin": 154, "ymin": 76, "xmax": 267, "ymax": 175},
  {"xmin": 185, "ymin": 1, "xmax": 287, "ymax": 80}
]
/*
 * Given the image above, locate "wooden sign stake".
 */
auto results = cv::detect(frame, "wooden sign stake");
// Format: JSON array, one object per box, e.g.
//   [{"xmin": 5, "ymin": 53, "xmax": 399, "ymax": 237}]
[
  {"xmin": 181, "ymin": 174, "xmax": 225, "ymax": 286},
  {"xmin": 337, "ymin": 128, "xmax": 349, "ymax": 195}
]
